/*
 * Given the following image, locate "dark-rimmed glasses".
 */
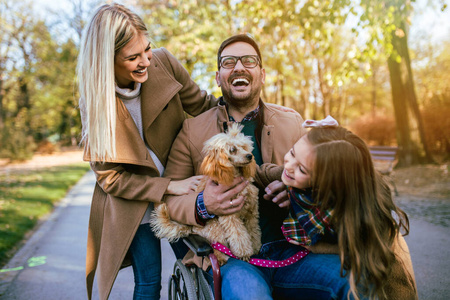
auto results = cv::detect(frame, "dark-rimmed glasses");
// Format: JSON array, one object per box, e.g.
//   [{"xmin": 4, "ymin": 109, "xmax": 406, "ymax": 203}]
[{"xmin": 219, "ymin": 55, "xmax": 261, "ymax": 69}]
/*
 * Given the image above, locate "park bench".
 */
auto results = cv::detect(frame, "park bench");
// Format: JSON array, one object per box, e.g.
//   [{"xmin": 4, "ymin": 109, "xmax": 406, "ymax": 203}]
[{"xmin": 369, "ymin": 146, "xmax": 399, "ymax": 196}]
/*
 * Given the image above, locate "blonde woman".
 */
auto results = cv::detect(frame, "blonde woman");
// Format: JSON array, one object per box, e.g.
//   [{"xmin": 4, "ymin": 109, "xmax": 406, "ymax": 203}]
[{"xmin": 77, "ymin": 3, "xmax": 218, "ymax": 299}]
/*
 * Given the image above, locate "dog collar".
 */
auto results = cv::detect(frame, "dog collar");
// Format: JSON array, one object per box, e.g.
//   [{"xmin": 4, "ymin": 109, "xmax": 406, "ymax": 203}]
[{"xmin": 211, "ymin": 242, "xmax": 309, "ymax": 268}]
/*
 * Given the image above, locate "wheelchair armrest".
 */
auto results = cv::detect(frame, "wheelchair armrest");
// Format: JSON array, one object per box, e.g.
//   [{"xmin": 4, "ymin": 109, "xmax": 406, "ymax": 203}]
[{"xmin": 182, "ymin": 234, "xmax": 214, "ymax": 257}]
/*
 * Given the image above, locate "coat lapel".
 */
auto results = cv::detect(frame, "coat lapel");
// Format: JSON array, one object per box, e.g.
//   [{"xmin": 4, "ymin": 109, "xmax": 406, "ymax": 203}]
[
  {"xmin": 141, "ymin": 55, "xmax": 183, "ymax": 130},
  {"xmin": 261, "ymin": 103, "xmax": 275, "ymax": 163},
  {"xmin": 114, "ymin": 99, "xmax": 156, "ymax": 169}
]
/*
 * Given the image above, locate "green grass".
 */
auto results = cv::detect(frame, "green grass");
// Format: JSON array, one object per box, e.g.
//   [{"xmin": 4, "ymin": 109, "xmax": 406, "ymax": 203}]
[{"xmin": 0, "ymin": 164, "xmax": 90, "ymax": 267}]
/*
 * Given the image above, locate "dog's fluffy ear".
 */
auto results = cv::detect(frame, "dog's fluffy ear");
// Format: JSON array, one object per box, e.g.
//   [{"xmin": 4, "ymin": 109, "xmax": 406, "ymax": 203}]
[
  {"xmin": 243, "ymin": 159, "xmax": 257, "ymax": 179},
  {"xmin": 200, "ymin": 150, "xmax": 234, "ymax": 185},
  {"xmin": 228, "ymin": 123, "xmax": 244, "ymax": 137}
]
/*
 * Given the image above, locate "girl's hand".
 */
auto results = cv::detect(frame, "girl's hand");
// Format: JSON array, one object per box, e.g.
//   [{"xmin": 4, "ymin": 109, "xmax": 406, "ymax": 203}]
[
  {"xmin": 263, "ymin": 180, "xmax": 290, "ymax": 208},
  {"xmin": 166, "ymin": 175, "xmax": 204, "ymax": 195},
  {"xmin": 288, "ymin": 239, "xmax": 301, "ymax": 246}
]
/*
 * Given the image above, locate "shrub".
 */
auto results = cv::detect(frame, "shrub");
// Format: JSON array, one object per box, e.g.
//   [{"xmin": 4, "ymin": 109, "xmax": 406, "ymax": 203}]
[
  {"xmin": 349, "ymin": 114, "xmax": 397, "ymax": 146},
  {"xmin": 35, "ymin": 140, "xmax": 57, "ymax": 155},
  {"xmin": 0, "ymin": 109, "xmax": 36, "ymax": 161},
  {"xmin": 0, "ymin": 128, "xmax": 36, "ymax": 161},
  {"xmin": 421, "ymin": 102, "xmax": 450, "ymax": 160}
]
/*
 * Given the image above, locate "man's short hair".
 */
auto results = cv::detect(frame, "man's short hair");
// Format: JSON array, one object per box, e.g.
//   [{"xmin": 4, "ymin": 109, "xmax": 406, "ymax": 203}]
[{"xmin": 217, "ymin": 33, "xmax": 263, "ymax": 69}]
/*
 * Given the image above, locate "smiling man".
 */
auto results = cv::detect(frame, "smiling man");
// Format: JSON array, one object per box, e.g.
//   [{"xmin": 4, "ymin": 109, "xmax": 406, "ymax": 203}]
[
  {"xmin": 216, "ymin": 41, "xmax": 264, "ymax": 120},
  {"xmin": 163, "ymin": 34, "xmax": 352, "ymax": 299}
]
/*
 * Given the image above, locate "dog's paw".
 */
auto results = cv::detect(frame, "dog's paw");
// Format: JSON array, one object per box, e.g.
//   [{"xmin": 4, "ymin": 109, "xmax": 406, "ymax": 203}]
[
  {"xmin": 230, "ymin": 238, "xmax": 254, "ymax": 258},
  {"xmin": 213, "ymin": 250, "xmax": 230, "ymax": 266},
  {"xmin": 240, "ymin": 255, "xmax": 251, "ymax": 262}
]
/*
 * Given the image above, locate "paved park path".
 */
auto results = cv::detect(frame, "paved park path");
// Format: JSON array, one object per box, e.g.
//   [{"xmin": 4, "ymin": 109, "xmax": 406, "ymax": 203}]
[{"xmin": 0, "ymin": 167, "xmax": 449, "ymax": 299}]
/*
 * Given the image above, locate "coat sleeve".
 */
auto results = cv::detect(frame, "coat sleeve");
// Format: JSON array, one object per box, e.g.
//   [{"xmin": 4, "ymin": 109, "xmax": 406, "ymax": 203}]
[
  {"xmin": 384, "ymin": 235, "xmax": 418, "ymax": 299},
  {"xmin": 254, "ymin": 163, "xmax": 283, "ymax": 188},
  {"xmin": 91, "ymin": 162, "xmax": 170, "ymax": 203},
  {"xmin": 162, "ymin": 120, "xmax": 201, "ymax": 225},
  {"xmin": 158, "ymin": 48, "xmax": 218, "ymax": 116}
]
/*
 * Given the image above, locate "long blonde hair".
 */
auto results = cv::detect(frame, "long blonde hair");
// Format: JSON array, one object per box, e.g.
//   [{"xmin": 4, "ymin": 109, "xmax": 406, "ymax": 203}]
[
  {"xmin": 77, "ymin": 3, "xmax": 148, "ymax": 161},
  {"xmin": 307, "ymin": 127, "xmax": 409, "ymax": 299}
]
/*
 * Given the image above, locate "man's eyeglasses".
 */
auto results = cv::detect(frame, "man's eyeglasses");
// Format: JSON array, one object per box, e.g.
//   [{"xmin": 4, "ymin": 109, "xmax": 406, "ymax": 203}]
[{"xmin": 219, "ymin": 55, "xmax": 261, "ymax": 69}]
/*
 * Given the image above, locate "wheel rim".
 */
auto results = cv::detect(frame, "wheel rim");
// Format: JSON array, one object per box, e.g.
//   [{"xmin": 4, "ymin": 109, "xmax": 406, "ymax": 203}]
[{"xmin": 168, "ymin": 259, "xmax": 197, "ymax": 300}]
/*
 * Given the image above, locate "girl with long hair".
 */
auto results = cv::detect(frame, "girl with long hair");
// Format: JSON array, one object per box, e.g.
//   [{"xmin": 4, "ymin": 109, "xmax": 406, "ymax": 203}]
[
  {"xmin": 77, "ymin": 3, "xmax": 218, "ymax": 299},
  {"xmin": 281, "ymin": 116, "xmax": 417, "ymax": 299}
]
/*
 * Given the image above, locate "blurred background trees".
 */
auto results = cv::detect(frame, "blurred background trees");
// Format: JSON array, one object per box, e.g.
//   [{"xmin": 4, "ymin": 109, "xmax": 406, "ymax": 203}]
[{"xmin": 0, "ymin": 0, "xmax": 448, "ymax": 165}]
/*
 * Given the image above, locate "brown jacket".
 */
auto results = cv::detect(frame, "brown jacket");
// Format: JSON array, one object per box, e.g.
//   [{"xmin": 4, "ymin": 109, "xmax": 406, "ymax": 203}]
[
  {"xmin": 163, "ymin": 100, "xmax": 305, "ymax": 225},
  {"xmin": 83, "ymin": 48, "xmax": 217, "ymax": 300}
]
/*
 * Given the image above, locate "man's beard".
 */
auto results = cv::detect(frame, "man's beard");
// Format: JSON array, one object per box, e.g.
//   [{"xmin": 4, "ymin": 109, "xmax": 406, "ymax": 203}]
[{"xmin": 222, "ymin": 86, "xmax": 260, "ymax": 110}]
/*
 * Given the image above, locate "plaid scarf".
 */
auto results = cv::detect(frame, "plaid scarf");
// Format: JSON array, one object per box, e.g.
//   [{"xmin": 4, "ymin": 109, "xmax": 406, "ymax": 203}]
[
  {"xmin": 281, "ymin": 187, "xmax": 334, "ymax": 246},
  {"xmin": 228, "ymin": 105, "xmax": 260, "ymax": 122}
]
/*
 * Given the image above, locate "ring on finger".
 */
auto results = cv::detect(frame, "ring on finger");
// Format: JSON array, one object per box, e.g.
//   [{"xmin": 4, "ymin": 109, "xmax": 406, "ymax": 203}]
[{"xmin": 230, "ymin": 199, "xmax": 233, "ymax": 207}]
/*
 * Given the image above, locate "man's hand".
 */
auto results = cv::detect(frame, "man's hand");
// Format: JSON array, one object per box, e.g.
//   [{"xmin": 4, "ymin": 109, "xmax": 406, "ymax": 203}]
[
  {"xmin": 263, "ymin": 180, "xmax": 290, "ymax": 208},
  {"xmin": 203, "ymin": 177, "xmax": 248, "ymax": 215}
]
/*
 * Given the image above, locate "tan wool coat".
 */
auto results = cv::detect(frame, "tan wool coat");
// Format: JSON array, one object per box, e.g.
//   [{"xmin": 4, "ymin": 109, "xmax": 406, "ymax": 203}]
[{"xmin": 83, "ymin": 48, "xmax": 217, "ymax": 300}]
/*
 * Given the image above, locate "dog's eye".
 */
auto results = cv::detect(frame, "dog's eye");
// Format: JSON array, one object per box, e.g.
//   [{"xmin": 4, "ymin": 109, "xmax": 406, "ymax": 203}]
[{"xmin": 230, "ymin": 146, "xmax": 237, "ymax": 154}]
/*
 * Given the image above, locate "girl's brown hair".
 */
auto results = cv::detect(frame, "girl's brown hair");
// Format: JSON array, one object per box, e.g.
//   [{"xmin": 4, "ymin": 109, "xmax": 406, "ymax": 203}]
[{"xmin": 307, "ymin": 127, "xmax": 409, "ymax": 299}]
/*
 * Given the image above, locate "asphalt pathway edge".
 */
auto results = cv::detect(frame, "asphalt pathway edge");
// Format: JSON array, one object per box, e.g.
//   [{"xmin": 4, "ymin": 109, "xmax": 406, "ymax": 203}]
[{"xmin": 0, "ymin": 170, "xmax": 91, "ymax": 296}]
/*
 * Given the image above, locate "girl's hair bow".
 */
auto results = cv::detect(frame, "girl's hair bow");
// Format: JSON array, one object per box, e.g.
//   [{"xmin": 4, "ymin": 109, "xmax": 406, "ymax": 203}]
[{"xmin": 302, "ymin": 115, "xmax": 339, "ymax": 128}]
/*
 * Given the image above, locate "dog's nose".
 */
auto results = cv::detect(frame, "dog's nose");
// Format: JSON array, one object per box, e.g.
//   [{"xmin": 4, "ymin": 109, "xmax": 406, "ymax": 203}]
[{"xmin": 246, "ymin": 154, "xmax": 253, "ymax": 160}]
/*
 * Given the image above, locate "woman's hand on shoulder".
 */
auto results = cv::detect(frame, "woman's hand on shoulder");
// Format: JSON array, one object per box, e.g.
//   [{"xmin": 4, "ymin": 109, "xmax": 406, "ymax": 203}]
[{"xmin": 166, "ymin": 175, "xmax": 204, "ymax": 195}]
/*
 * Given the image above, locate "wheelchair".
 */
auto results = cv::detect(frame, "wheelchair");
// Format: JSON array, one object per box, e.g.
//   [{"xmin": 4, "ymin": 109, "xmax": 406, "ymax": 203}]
[{"xmin": 168, "ymin": 234, "xmax": 222, "ymax": 300}]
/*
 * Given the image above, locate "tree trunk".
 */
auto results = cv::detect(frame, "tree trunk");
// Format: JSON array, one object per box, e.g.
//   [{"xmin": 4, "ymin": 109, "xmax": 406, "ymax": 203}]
[
  {"xmin": 299, "ymin": 85, "xmax": 310, "ymax": 119},
  {"xmin": 317, "ymin": 59, "xmax": 330, "ymax": 116},
  {"xmin": 312, "ymin": 89, "xmax": 319, "ymax": 120},
  {"xmin": 398, "ymin": 21, "xmax": 433, "ymax": 163},
  {"xmin": 371, "ymin": 63, "xmax": 377, "ymax": 118},
  {"xmin": 387, "ymin": 56, "xmax": 413, "ymax": 166},
  {"xmin": 0, "ymin": 77, "xmax": 4, "ymax": 130},
  {"xmin": 336, "ymin": 90, "xmax": 347, "ymax": 122},
  {"xmin": 387, "ymin": 23, "xmax": 433, "ymax": 167}
]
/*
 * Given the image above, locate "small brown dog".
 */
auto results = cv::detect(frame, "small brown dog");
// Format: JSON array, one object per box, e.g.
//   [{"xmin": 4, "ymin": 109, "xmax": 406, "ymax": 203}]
[{"xmin": 150, "ymin": 123, "xmax": 261, "ymax": 265}]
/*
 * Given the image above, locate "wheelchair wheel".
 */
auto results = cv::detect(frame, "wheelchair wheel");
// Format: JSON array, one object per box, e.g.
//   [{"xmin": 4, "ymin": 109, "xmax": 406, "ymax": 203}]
[
  {"xmin": 197, "ymin": 269, "xmax": 214, "ymax": 300},
  {"xmin": 168, "ymin": 259, "xmax": 197, "ymax": 300}
]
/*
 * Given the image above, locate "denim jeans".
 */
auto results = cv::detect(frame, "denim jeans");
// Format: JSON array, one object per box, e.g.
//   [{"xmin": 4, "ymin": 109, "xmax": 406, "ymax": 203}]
[
  {"xmin": 207, "ymin": 240, "xmax": 351, "ymax": 300},
  {"xmin": 128, "ymin": 224, "xmax": 162, "ymax": 300}
]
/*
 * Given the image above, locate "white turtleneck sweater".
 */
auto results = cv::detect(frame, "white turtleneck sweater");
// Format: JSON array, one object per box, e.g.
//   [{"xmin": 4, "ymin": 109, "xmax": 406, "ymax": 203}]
[{"xmin": 115, "ymin": 83, "xmax": 165, "ymax": 224}]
